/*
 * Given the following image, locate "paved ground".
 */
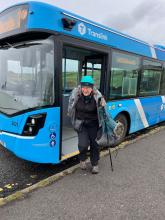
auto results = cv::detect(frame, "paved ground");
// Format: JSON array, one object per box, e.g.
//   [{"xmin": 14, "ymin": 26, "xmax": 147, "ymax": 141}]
[{"xmin": 1, "ymin": 129, "xmax": 165, "ymax": 220}]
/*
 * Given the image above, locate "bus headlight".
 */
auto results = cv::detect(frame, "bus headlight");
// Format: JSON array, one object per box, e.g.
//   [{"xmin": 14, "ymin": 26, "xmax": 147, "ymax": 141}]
[
  {"xmin": 22, "ymin": 113, "xmax": 46, "ymax": 136},
  {"xmin": 31, "ymin": 118, "xmax": 36, "ymax": 125},
  {"xmin": 29, "ymin": 127, "xmax": 33, "ymax": 133}
]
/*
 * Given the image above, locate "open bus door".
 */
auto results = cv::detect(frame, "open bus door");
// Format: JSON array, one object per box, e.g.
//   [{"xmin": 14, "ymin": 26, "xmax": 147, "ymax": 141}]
[{"xmin": 61, "ymin": 46, "xmax": 108, "ymax": 161}]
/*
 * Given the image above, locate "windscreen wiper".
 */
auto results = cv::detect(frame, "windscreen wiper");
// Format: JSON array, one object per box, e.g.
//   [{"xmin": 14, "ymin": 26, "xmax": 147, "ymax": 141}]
[
  {"xmin": 0, "ymin": 42, "xmax": 41, "ymax": 49},
  {"xmin": 0, "ymin": 42, "xmax": 13, "ymax": 49},
  {"xmin": 0, "ymin": 106, "xmax": 19, "ymax": 110},
  {"xmin": 14, "ymin": 42, "xmax": 41, "ymax": 49}
]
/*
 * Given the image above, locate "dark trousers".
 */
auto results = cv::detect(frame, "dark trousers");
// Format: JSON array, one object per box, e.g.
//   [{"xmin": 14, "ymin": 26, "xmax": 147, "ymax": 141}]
[{"xmin": 77, "ymin": 123, "xmax": 99, "ymax": 166}]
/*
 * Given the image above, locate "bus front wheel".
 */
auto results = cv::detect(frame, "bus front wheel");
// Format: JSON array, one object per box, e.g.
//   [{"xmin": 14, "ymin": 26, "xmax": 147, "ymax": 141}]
[{"xmin": 114, "ymin": 114, "xmax": 128, "ymax": 145}]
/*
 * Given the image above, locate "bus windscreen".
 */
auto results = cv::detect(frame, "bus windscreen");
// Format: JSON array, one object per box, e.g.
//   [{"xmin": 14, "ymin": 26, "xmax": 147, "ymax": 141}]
[{"xmin": 0, "ymin": 36, "xmax": 55, "ymax": 115}]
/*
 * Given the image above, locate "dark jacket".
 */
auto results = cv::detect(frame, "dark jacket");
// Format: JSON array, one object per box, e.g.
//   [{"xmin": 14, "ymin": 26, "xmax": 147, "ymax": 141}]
[{"xmin": 68, "ymin": 85, "xmax": 105, "ymax": 128}]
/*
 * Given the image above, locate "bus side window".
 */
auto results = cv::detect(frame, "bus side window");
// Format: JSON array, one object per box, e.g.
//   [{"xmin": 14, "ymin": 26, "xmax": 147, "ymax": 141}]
[
  {"xmin": 110, "ymin": 51, "xmax": 140, "ymax": 99},
  {"xmin": 139, "ymin": 60, "xmax": 162, "ymax": 96},
  {"xmin": 160, "ymin": 63, "xmax": 165, "ymax": 95}
]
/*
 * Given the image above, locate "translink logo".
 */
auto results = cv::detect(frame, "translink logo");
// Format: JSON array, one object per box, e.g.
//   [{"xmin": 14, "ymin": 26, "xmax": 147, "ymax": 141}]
[
  {"xmin": 78, "ymin": 22, "xmax": 86, "ymax": 35},
  {"xmin": 78, "ymin": 22, "xmax": 108, "ymax": 41}
]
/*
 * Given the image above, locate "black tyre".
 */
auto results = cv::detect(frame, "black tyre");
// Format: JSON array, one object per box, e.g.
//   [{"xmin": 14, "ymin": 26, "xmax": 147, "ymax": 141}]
[{"xmin": 114, "ymin": 114, "xmax": 128, "ymax": 145}]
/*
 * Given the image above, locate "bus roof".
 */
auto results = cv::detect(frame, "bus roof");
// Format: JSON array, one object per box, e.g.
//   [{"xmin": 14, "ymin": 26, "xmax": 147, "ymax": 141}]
[{"xmin": 1, "ymin": 1, "xmax": 165, "ymax": 61}]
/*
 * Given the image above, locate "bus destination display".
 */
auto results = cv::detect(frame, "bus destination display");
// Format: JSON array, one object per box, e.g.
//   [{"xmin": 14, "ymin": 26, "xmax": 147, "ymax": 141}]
[{"xmin": 0, "ymin": 5, "xmax": 28, "ymax": 35}]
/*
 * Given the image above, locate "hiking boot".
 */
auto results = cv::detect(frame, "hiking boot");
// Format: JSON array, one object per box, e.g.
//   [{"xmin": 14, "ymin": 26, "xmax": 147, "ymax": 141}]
[
  {"xmin": 91, "ymin": 165, "xmax": 99, "ymax": 174},
  {"xmin": 80, "ymin": 161, "xmax": 87, "ymax": 170}
]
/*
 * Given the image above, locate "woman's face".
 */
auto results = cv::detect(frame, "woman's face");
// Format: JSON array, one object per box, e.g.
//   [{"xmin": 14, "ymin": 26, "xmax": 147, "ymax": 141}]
[{"xmin": 81, "ymin": 86, "xmax": 93, "ymax": 96}]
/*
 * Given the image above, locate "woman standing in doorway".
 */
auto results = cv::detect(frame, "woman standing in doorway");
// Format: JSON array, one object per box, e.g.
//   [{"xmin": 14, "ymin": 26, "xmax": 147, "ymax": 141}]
[{"xmin": 68, "ymin": 76, "xmax": 106, "ymax": 174}]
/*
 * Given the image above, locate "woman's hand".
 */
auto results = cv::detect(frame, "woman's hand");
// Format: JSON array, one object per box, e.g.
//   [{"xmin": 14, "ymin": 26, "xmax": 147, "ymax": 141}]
[{"xmin": 100, "ymin": 97, "xmax": 106, "ymax": 107}]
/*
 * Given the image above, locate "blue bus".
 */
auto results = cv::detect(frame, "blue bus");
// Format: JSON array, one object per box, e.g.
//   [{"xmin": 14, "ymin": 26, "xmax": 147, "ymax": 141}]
[{"xmin": 0, "ymin": 1, "xmax": 165, "ymax": 163}]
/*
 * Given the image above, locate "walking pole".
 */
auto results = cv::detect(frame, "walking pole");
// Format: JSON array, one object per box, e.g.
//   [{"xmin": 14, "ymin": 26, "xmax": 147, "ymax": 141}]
[
  {"xmin": 101, "ymin": 106, "xmax": 114, "ymax": 171},
  {"xmin": 108, "ymin": 147, "xmax": 113, "ymax": 172}
]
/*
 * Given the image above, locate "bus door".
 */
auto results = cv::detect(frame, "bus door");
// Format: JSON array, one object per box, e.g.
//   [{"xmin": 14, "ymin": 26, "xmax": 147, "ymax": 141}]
[{"xmin": 61, "ymin": 46, "xmax": 107, "ymax": 160}]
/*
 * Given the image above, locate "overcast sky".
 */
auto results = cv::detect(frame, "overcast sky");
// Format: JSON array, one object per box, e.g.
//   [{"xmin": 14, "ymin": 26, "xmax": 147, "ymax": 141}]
[{"xmin": 0, "ymin": 0, "xmax": 164, "ymax": 45}]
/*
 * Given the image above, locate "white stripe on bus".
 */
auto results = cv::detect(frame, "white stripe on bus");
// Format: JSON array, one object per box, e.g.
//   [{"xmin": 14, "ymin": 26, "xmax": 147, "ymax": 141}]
[
  {"xmin": 150, "ymin": 46, "xmax": 157, "ymax": 59},
  {"xmin": 134, "ymin": 99, "xmax": 149, "ymax": 128},
  {"xmin": 0, "ymin": 131, "xmax": 35, "ymax": 139},
  {"xmin": 161, "ymin": 96, "xmax": 165, "ymax": 103}
]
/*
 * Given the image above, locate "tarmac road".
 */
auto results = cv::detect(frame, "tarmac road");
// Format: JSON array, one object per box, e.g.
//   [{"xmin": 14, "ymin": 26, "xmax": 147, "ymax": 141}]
[
  {"xmin": 1, "ymin": 128, "xmax": 165, "ymax": 219},
  {"xmin": 0, "ymin": 145, "xmax": 78, "ymax": 198}
]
